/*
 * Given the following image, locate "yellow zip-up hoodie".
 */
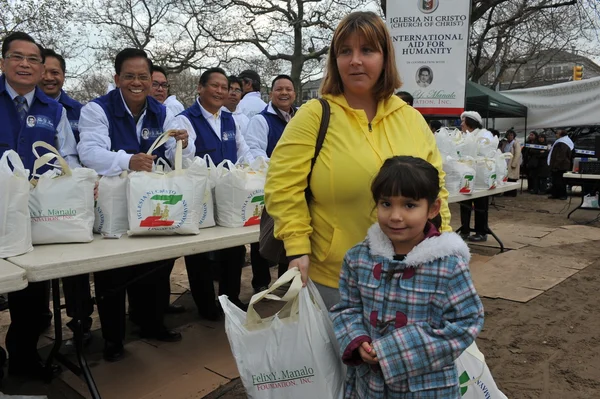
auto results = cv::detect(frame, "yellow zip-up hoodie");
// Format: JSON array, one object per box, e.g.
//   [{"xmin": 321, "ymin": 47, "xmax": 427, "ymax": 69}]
[{"xmin": 264, "ymin": 94, "xmax": 451, "ymax": 288}]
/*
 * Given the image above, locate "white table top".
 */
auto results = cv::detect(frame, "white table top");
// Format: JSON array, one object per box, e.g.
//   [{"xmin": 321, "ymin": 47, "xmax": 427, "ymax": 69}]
[
  {"xmin": 563, "ymin": 172, "xmax": 600, "ymax": 180},
  {"xmin": 447, "ymin": 182, "xmax": 520, "ymax": 203},
  {"xmin": 0, "ymin": 259, "xmax": 28, "ymax": 293},
  {"xmin": 7, "ymin": 226, "xmax": 259, "ymax": 282}
]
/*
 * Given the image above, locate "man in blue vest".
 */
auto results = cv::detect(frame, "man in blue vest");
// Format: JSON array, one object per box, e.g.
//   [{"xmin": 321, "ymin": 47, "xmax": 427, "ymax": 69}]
[
  {"xmin": 0, "ymin": 31, "xmax": 79, "ymax": 379},
  {"xmin": 244, "ymin": 75, "xmax": 296, "ymax": 291},
  {"xmin": 38, "ymin": 48, "xmax": 96, "ymax": 344},
  {"xmin": 78, "ymin": 48, "xmax": 192, "ymax": 362},
  {"xmin": 176, "ymin": 67, "xmax": 254, "ymax": 320}
]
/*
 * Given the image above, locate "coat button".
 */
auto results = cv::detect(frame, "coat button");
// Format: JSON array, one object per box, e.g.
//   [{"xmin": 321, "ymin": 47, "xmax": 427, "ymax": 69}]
[
  {"xmin": 370, "ymin": 310, "xmax": 378, "ymax": 328},
  {"xmin": 395, "ymin": 311, "xmax": 408, "ymax": 328},
  {"xmin": 373, "ymin": 263, "xmax": 382, "ymax": 280}
]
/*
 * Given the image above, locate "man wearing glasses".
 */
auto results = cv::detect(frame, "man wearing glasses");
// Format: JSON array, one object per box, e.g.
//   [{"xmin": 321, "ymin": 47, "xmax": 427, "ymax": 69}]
[
  {"xmin": 78, "ymin": 48, "xmax": 192, "ymax": 362},
  {"xmin": 222, "ymin": 75, "xmax": 249, "ymax": 135},
  {"xmin": 237, "ymin": 69, "xmax": 266, "ymax": 119},
  {"xmin": 149, "ymin": 65, "xmax": 185, "ymax": 116},
  {"xmin": 0, "ymin": 32, "xmax": 79, "ymax": 379}
]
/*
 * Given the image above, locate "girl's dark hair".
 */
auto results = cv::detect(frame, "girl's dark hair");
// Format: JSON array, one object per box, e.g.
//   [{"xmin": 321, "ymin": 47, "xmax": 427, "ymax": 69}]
[{"xmin": 371, "ymin": 156, "xmax": 440, "ymax": 206}]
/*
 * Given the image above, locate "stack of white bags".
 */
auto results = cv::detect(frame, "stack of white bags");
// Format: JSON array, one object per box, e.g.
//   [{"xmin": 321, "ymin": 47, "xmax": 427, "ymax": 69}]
[{"xmin": 435, "ymin": 127, "xmax": 512, "ymax": 195}]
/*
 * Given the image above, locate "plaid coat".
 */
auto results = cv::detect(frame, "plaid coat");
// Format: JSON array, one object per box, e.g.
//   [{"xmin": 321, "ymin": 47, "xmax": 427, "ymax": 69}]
[{"xmin": 330, "ymin": 224, "xmax": 484, "ymax": 398}]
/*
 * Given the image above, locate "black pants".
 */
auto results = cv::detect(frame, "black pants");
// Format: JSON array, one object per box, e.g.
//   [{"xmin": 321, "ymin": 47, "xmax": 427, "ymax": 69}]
[
  {"xmin": 185, "ymin": 246, "xmax": 246, "ymax": 312},
  {"xmin": 94, "ymin": 260, "xmax": 170, "ymax": 344},
  {"xmin": 551, "ymin": 170, "xmax": 567, "ymax": 198},
  {"xmin": 63, "ymin": 274, "xmax": 94, "ymax": 332},
  {"xmin": 250, "ymin": 242, "xmax": 272, "ymax": 291},
  {"xmin": 6, "ymin": 282, "xmax": 50, "ymax": 367},
  {"xmin": 459, "ymin": 197, "xmax": 489, "ymax": 235}
]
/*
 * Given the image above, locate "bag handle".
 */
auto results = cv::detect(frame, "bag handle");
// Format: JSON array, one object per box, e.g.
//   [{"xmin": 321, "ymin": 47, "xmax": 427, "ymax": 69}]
[
  {"xmin": 146, "ymin": 130, "xmax": 172, "ymax": 156},
  {"xmin": 0, "ymin": 150, "xmax": 29, "ymax": 178},
  {"xmin": 31, "ymin": 141, "xmax": 71, "ymax": 176},
  {"xmin": 459, "ymin": 343, "xmax": 487, "ymax": 388},
  {"xmin": 146, "ymin": 131, "xmax": 183, "ymax": 170},
  {"xmin": 245, "ymin": 268, "xmax": 303, "ymax": 325}
]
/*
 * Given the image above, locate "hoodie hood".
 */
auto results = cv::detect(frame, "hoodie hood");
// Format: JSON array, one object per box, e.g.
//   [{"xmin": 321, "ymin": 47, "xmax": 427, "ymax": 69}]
[
  {"xmin": 366, "ymin": 223, "xmax": 471, "ymax": 267},
  {"xmin": 322, "ymin": 93, "xmax": 405, "ymax": 126}
]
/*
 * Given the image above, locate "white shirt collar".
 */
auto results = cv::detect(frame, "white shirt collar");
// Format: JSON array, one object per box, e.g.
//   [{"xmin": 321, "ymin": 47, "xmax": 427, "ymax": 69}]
[
  {"xmin": 118, "ymin": 89, "xmax": 146, "ymax": 117},
  {"xmin": 5, "ymin": 82, "xmax": 35, "ymax": 107},
  {"xmin": 244, "ymin": 91, "xmax": 262, "ymax": 99},
  {"xmin": 198, "ymin": 98, "xmax": 221, "ymax": 120}
]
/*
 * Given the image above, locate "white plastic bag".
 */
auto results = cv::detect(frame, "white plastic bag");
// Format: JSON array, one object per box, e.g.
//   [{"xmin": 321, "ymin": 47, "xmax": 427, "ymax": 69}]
[
  {"xmin": 456, "ymin": 132, "xmax": 478, "ymax": 159},
  {"xmin": 477, "ymin": 136, "xmax": 500, "ymax": 158},
  {"xmin": 0, "ymin": 150, "xmax": 32, "ymax": 257},
  {"xmin": 456, "ymin": 342, "xmax": 508, "ymax": 399},
  {"xmin": 436, "ymin": 127, "xmax": 462, "ymax": 158},
  {"xmin": 29, "ymin": 142, "xmax": 97, "ymax": 244},
  {"xmin": 200, "ymin": 154, "xmax": 217, "ymax": 228},
  {"xmin": 127, "ymin": 133, "xmax": 208, "ymax": 235},
  {"xmin": 474, "ymin": 158, "xmax": 497, "ymax": 190},
  {"xmin": 444, "ymin": 157, "xmax": 476, "ymax": 195},
  {"xmin": 582, "ymin": 193, "xmax": 599, "ymax": 208},
  {"xmin": 94, "ymin": 173, "xmax": 128, "ymax": 237},
  {"xmin": 494, "ymin": 150, "xmax": 512, "ymax": 185},
  {"xmin": 219, "ymin": 268, "xmax": 345, "ymax": 399},
  {"xmin": 215, "ymin": 158, "xmax": 267, "ymax": 227}
]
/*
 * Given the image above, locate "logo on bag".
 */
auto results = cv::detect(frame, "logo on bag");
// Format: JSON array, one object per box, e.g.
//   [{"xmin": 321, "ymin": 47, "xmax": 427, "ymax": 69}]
[
  {"xmin": 30, "ymin": 208, "xmax": 77, "ymax": 222},
  {"xmin": 241, "ymin": 189, "xmax": 264, "ymax": 226},
  {"xmin": 459, "ymin": 370, "xmax": 492, "ymax": 397},
  {"xmin": 137, "ymin": 190, "xmax": 187, "ymax": 229},
  {"xmin": 459, "ymin": 174, "xmax": 474, "ymax": 194},
  {"xmin": 252, "ymin": 367, "xmax": 315, "ymax": 391}
]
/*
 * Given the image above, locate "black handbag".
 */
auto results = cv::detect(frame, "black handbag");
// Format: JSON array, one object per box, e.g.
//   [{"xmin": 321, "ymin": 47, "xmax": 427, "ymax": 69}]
[{"xmin": 259, "ymin": 99, "xmax": 331, "ymax": 264}]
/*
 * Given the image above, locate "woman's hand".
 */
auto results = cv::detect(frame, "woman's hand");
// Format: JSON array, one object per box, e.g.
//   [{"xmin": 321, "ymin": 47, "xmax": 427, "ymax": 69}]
[
  {"xmin": 358, "ymin": 342, "xmax": 378, "ymax": 364},
  {"xmin": 289, "ymin": 255, "xmax": 310, "ymax": 286}
]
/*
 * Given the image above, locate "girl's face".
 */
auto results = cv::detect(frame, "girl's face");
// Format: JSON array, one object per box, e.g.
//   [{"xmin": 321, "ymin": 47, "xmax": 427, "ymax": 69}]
[{"xmin": 376, "ymin": 195, "xmax": 441, "ymax": 254}]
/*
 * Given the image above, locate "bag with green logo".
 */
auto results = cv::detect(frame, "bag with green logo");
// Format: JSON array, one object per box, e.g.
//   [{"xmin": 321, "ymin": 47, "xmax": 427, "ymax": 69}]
[
  {"xmin": 219, "ymin": 268, "xmax": 345, "ymax": 398},
  {"xmin": 0, "ymin": 150, "xmax": 32, "ymax": 257},
  {"xmin": 456, "ymin": 342, "xmax": 508, "ymax": 399},
  {"xmin": 29, "ymin": 142, "xmax": 97, "ymax": 244},
  {"xmin": 127, "ymin": 133, "xmax": 208, "ymax": 235}
]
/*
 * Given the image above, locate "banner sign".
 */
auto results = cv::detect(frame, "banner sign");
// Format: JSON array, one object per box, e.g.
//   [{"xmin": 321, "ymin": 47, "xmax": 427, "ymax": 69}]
[{"xmin": 387, "ymin": 0, "xmax": 471, "ymax": 116}]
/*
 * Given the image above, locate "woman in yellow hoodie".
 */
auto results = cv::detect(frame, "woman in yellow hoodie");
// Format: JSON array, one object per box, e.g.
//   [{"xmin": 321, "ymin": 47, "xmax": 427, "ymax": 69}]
[{"xmin": 264, "ymin": 11, "xmax": 451, "ymax": 307}]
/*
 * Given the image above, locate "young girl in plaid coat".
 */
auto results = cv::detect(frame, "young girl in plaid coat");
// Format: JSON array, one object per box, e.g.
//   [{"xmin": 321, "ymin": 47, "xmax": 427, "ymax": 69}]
[{"xmin": 330, "ymin": 156, "xmax": 484, "ymax": 398}]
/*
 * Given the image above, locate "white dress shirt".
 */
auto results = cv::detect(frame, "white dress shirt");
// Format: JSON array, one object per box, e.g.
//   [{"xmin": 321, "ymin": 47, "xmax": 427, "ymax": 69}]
[
  {"xmin": 77, "ymin": 90, "xmax": 194, "ymax": 176},
  {"xmin": 237, "ymin": 91, "xmax": 267, "ymax": 119},
  {"xmin": 245, "ymin": 101, "xmax": 293, "ymax": 160},
  {"xmin": 221, "ymin": 106, "xmax": 250, "ymax": 136},
  {"xmin": 5, "ymin": 82, "xmax": 80, "ymax": 169},
  {"xmin": 164, "ymin": 95, "xmax": 185, "ymax": 115},
  {"xmin": 176, "ymin": 99, "xmax": 254, "ymax": 164}
]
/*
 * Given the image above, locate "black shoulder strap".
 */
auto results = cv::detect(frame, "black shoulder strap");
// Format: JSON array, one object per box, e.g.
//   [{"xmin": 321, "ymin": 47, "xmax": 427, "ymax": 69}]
[{"xmin": 305, "ymin": 99, "xmax": 330, "ymax": 200}]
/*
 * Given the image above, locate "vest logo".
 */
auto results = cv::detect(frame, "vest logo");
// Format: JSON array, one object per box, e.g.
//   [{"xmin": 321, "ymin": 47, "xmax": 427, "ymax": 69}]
[
  {"xmin": 241, "ymin": 189, "xmax": 264, "ymax": 226},
  {"xmin": 142, "ymin": 128, "xmax": 150, "ymax": 140},
  {"xmin": 25, "ymin": 115, "xmax": 55, "ymax": 131},
  {"xmin": 26, "ymin": 116, "xmax": 36, "ymax": 127},
  {"xmin": 70, "ymin": 120, "xmax": 79, "ymax": 131},
  {"xmin": 136, "ymin": 190, "xmax": 188, "ymax": 229},
  {"xmin": 222, "ymin": 130, "xmax": 236, "ymax": 141},
  {"xmin": 418, "ymin": 0, "xmax": 438, "ymax": 13},
  {"xmin": 142, "ymin": 128, "xmax": 162, "ymax": 141}
]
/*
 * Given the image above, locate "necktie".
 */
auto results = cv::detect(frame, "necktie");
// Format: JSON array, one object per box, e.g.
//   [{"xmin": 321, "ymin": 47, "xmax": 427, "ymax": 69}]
[{"xmin": 14, "ymin": 96, "xmax": 28, "ymax": 122}]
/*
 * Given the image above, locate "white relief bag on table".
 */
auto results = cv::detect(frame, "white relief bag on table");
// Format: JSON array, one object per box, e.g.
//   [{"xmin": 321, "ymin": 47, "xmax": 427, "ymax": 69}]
[
  {"xmin": 456, "ymin": 342, "xmax": 508, "ymax": 399},
  {"xmin": 494, "ymin": 150, "xmax": 512, "ymax": 185},
  {"xmin": 477, "ymin": 136, "xmax": 500, "ymax": 158},
  {"xmin": 435, "ymin": 127, "xmax": 462, "ymax": 158},
  {"xmin": 474, "ymin": 157, "xmax": 497, "ymax": 190},
  {"xmin": 215, "ymin": 157, "xmax": 267, "ymax": 227},
  {"xmin": 127, "ymin": 132, "xmax": 208, "ymax": 235},
  {"xmin": 29, "ymin": 142, "xmax": 97, "ymax": 244},
  {"xmin": 94, "ymin": 172, "xmax": 128, "ymax": 237},
  {"xmin": 183, "ymin": 154, "xmax": 217, "ymax": 229},
  {"xmin": 0, "ymin": 150, "xmax": 32, "ymax": 257},
  {"xmin": 444, "ymin": 156, "xmax": 477, "ymax": 195},
  {"xmin": 219, "ymin": 268, "xmax": 345, "ymax": 399}
]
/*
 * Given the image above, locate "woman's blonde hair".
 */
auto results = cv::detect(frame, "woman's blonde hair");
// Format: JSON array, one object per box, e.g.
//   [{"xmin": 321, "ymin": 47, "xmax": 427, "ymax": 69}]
[{"xmin": 320, "ymin": 11, "xmax": 401, "ymax": 101}]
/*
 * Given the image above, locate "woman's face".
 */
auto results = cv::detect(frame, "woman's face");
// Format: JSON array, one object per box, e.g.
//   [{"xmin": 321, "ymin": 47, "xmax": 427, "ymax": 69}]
[
  {"xmin": 528, "ymin": 133, "xmax": 536, "ymax": 141},
  {"xmin": 507, "ymin": 133, "xmax": 515, "ymax": 142},
  {"xmin": 336, "ymin": 32, "xmax": 384, "ymax": 98}
]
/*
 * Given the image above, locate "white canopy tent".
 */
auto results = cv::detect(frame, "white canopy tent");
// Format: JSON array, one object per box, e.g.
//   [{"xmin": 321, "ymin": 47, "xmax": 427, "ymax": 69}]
[{"xmin": 494, "ymin": 77, "xmax": 600, "ymax": 131}]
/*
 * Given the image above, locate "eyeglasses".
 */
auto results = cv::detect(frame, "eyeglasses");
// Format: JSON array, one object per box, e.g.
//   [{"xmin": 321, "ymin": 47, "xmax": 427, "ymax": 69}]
[
  {"xmin": 4, "ymin": 53, "xmax": 43, "ymax": 65},
  {"xmin": 229, "ymin": 88, "xmax": 242, "ymax": 94},
  {"xmin": 121, "ymin": 73, "xmax": 150, "ymax": 82},
  {"xmin": 152, "ymin": 81, "xmax": 170, "ymax": 89}
]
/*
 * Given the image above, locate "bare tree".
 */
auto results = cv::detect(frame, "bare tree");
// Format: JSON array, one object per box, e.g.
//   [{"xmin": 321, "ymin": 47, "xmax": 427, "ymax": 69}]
[
  {"xmin": 68, "ymin": 73, "xmax": 113, "ymax": 103},
  {"xmin": 187, "ymin": 0, "xmax": 371, "ymax": 99},
  {"xmin": 167, "ymin": 68, "xmax": 201, "ymax": 107}
]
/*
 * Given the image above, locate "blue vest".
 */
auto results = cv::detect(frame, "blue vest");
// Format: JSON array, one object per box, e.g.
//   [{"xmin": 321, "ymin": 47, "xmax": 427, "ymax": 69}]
[
  {"xmin": 260, "ymin": 106, "xmax": 293, "ymax": 158},
  {"xmin": 0, "ymin": 75, "xmax": 63, "ymax": 173},
  {"xmin": 181, "ymin": 102, "xmax": 238, "ymax": 165},
  {"xmin": 92, "ymin": 90, "xmax": 167, "ymax": 161},
  {"xmin": 58, "ymin": 90, "xmax": 83, "ymax": 143}
]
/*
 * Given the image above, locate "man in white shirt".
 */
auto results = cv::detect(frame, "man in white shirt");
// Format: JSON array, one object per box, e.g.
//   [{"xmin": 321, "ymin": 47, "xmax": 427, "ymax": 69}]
[
  {"xmin": 150, "ymin": 65, "xmax": 185, "ymax": 115},
  {"xmin": 222, "ymin": 75, "xmax": 249, "ymax": 135},
  {"xmin": 237, "ymin": 69, "xmax": 266, "ymax": 119},
  {"xmin": 78, "ymin": 48, "xmax": 191, "ymax": 362},
  {"xmin": 176, "ymin": 67, "xmax": 253, "ymax": 320},
  {"xmin": 0, "ymin": 31, "xmax": 79, "ymax": 379}
]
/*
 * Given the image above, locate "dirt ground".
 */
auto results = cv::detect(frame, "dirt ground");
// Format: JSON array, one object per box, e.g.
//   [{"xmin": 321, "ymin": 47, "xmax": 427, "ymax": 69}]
[{"xmin": 209, "ymin": 191, "xmax": 600, "ymax": 399}]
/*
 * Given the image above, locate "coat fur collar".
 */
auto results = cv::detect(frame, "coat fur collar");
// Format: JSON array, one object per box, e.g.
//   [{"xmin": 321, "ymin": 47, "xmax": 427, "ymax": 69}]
[{"xmin": 366, "ymin": 223, "xmax": 471, "ymax": 267}]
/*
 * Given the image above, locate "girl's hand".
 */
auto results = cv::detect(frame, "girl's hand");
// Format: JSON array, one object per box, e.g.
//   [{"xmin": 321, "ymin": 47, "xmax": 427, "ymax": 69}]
[
  {"xmin": 289, "ymin": 255, "xmax": 310, "ymax": 286},
  {"xmin": 358, "ymin": 342, "xmax": 378, "ymax": 364}
]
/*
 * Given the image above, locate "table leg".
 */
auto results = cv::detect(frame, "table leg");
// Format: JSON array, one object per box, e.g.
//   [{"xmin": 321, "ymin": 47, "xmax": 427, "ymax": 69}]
[
  {"xmin": 45, "ymin": 279, "xmax": 63, "ymax": 380},
  {"xmin": 567, "ymin": 195, "xmax": 584, "ymax": 219}
]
